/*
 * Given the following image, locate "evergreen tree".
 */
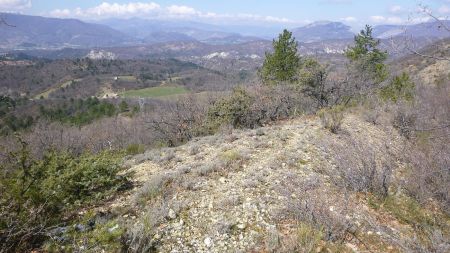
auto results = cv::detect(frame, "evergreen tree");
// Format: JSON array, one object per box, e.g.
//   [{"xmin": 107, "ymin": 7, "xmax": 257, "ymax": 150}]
[
  {"xmin": 345, "ymin": 25, "xmax": 388, "ymax": 84},
  {"xmin": 260, "ymin": 29, "xmax": 300, "ymax": 84},
  {"xmin": 119, "ymin": 100, "xmax": 129, "ymax": 112}
]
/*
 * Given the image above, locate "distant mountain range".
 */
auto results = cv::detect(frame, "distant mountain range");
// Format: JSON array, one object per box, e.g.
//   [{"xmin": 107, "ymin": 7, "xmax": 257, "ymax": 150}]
[
  {"xmin": 95, "ymin": 18, "xmax": 262, "ymax": 45},
  {"xmin": 0, "ymin": 13, "xmax": 134, "ymax": 50},
  {"xmin": 0, "ymin": 13, "xmax": 449, "ymax": 51},
  {"xmin": 292, "ymin": 21, "xmax": 354, "ymax": 42},
  {"xmin": 373, "ymin": 21, "xmax": 450, "ymax": 39}
]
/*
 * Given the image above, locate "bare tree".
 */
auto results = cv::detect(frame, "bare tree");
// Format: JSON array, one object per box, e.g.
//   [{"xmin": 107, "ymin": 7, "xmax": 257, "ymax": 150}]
[
  {"xmin": 146, "ymin": 95, "xmax": 215, "ymax": 146},
  {"xmin": 391, "ymin": 3, "xmax": 450, "ymax": 61}
]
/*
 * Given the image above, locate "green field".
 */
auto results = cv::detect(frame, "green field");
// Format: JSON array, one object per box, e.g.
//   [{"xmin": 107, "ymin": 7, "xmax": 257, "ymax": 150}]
[{"xmin": 120, "ymin": 86, "xmax": 189, "ymax": 98}]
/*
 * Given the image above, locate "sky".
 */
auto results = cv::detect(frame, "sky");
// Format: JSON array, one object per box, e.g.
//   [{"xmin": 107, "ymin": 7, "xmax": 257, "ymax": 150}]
[{"xmin": 0, "ymin": 0, "xmax": 449, "ymax": 29}]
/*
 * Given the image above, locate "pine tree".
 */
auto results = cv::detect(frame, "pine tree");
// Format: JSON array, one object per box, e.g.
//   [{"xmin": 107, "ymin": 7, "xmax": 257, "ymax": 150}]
[
  {"xmin": 345, "ymin": 25, "xmax": 388, "ymax": 83},
  {"xmin": 260, "ymin": 29, "xmax": 300, "ymax": 85}
]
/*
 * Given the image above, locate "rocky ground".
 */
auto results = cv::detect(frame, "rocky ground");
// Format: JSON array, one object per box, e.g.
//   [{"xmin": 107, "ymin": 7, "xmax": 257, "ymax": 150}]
[{"xmin": 90, "ymin": 113, "xmax": 449, "ymax": 252}]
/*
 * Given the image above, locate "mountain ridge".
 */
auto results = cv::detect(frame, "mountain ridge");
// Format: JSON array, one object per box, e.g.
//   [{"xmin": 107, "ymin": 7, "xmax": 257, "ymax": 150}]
[
  {"xmin": 0, "ymin": 12, "xmax": 134, "ymax": 49},
  {"xmin": 1, "ymin": 13, "xmax": 449, "ymax": 52}
]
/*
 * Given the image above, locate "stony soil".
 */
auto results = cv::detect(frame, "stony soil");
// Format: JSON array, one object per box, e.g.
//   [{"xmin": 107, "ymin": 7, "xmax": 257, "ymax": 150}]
[{"xmin": 97, "ymin": 113, "xmax": 448, "ymax": 252}]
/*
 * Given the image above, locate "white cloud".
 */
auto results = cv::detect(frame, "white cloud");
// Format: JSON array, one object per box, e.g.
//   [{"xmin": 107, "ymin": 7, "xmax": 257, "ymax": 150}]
[
  {"xmin": 48, "ymin": 1, "xmax": 294, "ymax": 24},
  {"xmin": 0, "ymin": 0, "xmax": 31, "ymax": 11},
  {"xmin": 52, "ymin": 2, "xmax": 161, "ymax": 18},
  {"xmin": 50, "ymin": 8, "xmax": 71, "ymax": 17},
  {"xmin": 167, "ymin": 5, "xmax": 198, "ymax": 16},
  {"xmin": 341, "ymin": 16, "xmax": 357, "ymax": 22},
  {"xmin": 370, "ymin": 15, "xmax": 386, "ymax": 22},
  {"xmin": 370, "ymin": 15, "xmax": 404, "ymax": 24},
  {"xmin": 85, "ymin": 2, "xmax": 160, "ymax": 17}
]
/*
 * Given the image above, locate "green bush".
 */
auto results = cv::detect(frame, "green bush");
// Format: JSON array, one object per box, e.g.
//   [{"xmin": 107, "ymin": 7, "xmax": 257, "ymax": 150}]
[
  {"xmin": 119, "ymin": 100, "xmax": 129, "ymax": 112},
  {"xmin": 0, "ymin": 96, "xmax": 34, "ymax": 135},
  {"xmin": 40, "ymin": 97, "xmax": 117, "ymax": 126},
  {"xmin": 44, "ymin": 219, "xmax": 125, "ymax": 252},
  {"xmin": 206, "ymin": 87, "xmax": 254, "ymax": 131},
  {"xmin": 380, "ymin": 72, "xmax": 415, "ymax": 103},
  {"xmin": 0, "ymin": 140, "xmax": 129, "ymax": 252}
]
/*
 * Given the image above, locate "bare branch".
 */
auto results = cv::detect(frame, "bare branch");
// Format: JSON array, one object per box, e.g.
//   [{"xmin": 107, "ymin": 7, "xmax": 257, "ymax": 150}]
[
  {"xmin": 389, "ymin": 3, "xmax": 450, "ymax": 61},
  {"xmin": 419, "ymin": 4, "xmax": 450, "ymax": 32},
  {"xmin": 405, "ymin": 44, "xmax": 450, "ymax": 62}
]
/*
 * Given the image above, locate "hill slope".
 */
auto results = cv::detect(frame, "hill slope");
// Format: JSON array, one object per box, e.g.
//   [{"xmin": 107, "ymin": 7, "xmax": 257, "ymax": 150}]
[
  {"xmin": 86, "ymin": 114, "xmax": 449, "ymax": 252},
  {"xmin": 373, "ymin": 20, "xmax": 450, "ymax": 39}
]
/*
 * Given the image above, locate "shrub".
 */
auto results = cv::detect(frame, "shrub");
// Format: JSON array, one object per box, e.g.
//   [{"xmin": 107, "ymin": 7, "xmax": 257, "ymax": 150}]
[
  {"xmin": 0, "ymin": 140, "xmax": 129, "ymax": 252},
  {"xmin": 380, "ymin": 73, "xmax": 415, "ymax": 103},
  {"xmin": 126, "ymin": 143, "xmax": 145, "ymax": 155},
  {"xmin": 122, "ymin": 200, "xmax": 168, "ymax": 252},
  {"xmin": 220, "ymin": 149, "xmax": 242, "ymax": 164},
  {"xmin": 40, "ymin": 97, "xmax": 118, "ymax": 126},
  {"xmin": 119, "ymin": 100, "xmax": 130, "ymax": 112},
  {"xmin": 392, "ymin": 105, "xmax": 416, "ymax": 139},
  {"xmin": 405, "ymin": 140, "xmax": 450, "ymax": 214},
  {"xmin": 206, "ymin": 87, "xmax": 254, "ymax": 131},
  {"xmin": 148, "ymin": 95, "xmax": 211, "ymax": 147},
  {"xmin": 45, "ymin": 220, "xmax": 125, "ymax": 252},
  {"xmin": 320, "ymin": 137, "xmax": 392, "ymax": 198},
  {"xmin": 317, "ymin": 105, "xmax": 345, "ymax": 134},
  {"xmin": 383, "ymin": 195, "xmax": 435, "ymax": 226},
  {"xmin": 134, "ymin": 174, "xmax": 172, "ymax": 205},
  {"xmin": 295, "ymin": 223, "xmax": 323, "ymax": 253},
  {"xmin": 367, "ymin": 194, "xmax": 450, "ymax": 252},
  {"xmin": 299, "ymin": 58, "xmax": 333, "ymax": 109}
]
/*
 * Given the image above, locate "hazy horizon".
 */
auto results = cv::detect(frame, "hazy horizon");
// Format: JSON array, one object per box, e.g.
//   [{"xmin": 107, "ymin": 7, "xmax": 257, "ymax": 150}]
[{"xmin": 1, "ymin": 0, "xmax": 449, "ymax": 30}]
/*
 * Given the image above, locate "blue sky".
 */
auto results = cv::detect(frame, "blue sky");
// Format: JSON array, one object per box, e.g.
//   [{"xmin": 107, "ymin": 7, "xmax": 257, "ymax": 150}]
[{"xmin": 1, "ymin": 0, "xmax": 449, "ymax": 28}]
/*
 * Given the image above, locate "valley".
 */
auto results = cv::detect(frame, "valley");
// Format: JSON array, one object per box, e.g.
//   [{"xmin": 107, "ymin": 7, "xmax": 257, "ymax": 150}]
[{"xmin": 0, "ymin": 4, "xmax": 449, "ymax": 253}]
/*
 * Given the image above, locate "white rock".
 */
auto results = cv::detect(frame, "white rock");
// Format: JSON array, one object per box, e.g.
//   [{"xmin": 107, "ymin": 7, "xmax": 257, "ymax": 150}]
[
  {"xmin": 168, "ymin": 209, "xmax": 177, "ymax": 219},
  {"xmin": 204, "ymin": 237, "xmax": 213, "ymax": 247}
]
